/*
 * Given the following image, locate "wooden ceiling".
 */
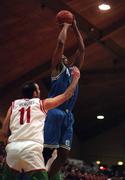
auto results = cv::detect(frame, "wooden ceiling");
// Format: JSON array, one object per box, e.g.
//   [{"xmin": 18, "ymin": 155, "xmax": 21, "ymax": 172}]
[{"xmin": 0, "ymin": 0, "xmax": 125, "ymax": 141}]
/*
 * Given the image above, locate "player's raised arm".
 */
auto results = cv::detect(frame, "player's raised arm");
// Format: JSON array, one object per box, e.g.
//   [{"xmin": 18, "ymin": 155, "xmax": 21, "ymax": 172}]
[
  {"xmin": 43, "ymin": 66, "xmax": 80, "ymax": 111},
  {"xmin": 70, "ymin": 19, "xmax": 85, "ymax": 69},
  {"xmin": 52, "ymin": 23, "xmax": 71, "ymax": 72}
]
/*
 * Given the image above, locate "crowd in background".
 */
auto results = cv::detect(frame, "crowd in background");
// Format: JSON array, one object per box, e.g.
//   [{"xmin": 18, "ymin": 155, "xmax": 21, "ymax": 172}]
[{"xmin": 59, "ymin": 159, "xmax": 125, "ymax": 180}]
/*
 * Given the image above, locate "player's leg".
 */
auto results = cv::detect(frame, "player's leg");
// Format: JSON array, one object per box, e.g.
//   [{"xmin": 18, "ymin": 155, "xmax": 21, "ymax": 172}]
[
  {"xmin": 44, "ymin": 149, "xmax": 62, "ymax": 180},
  {"xmin": 48, "ymin": 147, "xmax": 69, "ymax": 180},
  {"xmin": 43, "ymin": 147, "xmax": 55, "ymax": 165},
  {"xmin": 44, "ymin": 109, "xmax": 65, "ymax": 179},
  {"xmin": 48, "ymin": 112, "xmax": 73, "ymax": 180}
]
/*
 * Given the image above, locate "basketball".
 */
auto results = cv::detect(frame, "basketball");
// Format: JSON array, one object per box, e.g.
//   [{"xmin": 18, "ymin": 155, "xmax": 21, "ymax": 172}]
[{"xmin": 56, "ymin": 10, "xmax": 74, "ymax": 24}]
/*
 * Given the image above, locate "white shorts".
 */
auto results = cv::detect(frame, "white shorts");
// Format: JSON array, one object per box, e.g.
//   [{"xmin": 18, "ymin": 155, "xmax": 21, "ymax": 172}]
[{"xmin": 6, "ymin": 141, "xmax": 45, "ymax": 172}]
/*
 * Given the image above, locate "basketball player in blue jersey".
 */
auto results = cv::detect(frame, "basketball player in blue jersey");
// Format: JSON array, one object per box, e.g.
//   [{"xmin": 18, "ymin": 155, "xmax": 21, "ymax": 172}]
[{"xmin": 43, "ymin": 19, "xmax": 85, "ymax": 180}]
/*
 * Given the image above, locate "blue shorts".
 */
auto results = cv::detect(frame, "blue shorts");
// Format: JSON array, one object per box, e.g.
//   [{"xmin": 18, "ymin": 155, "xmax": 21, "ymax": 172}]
[{"xmin": 44, "ymin": 108, "xmax": 74, "ymax": 150}]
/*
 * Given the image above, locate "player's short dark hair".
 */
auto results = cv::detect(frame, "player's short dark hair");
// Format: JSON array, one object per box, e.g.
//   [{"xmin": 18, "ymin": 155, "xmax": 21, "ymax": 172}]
[{"xmin": 22, "ymin": 81, "xmax": 37, "ymax": 99}]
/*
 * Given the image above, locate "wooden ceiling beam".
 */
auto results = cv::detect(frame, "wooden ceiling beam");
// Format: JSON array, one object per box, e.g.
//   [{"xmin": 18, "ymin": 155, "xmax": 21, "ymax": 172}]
[
  {"xmin": 101, "ymin": 38, "xmax": 125, "ymax": 60},
  {"xmin": 102, "ymin": 15, "xmax": 125, "ymax": 36},
  {"xmin": 42, "ymin": 0, "xmax": 125, "ymax": 41},
  {"xmin": 1, "ymin": 0, "xmax": 125, "ymax": 98},
  {"xmin": 42, "ymin": 0, "xmax": 125, "ymax": 63},
  {"xmin": 41, "ymin": 0, "xmax": 100, "ymax": 35},
  {"xmin": 0, "ymin": 61, "xmax": 51, "ymax": 98}
]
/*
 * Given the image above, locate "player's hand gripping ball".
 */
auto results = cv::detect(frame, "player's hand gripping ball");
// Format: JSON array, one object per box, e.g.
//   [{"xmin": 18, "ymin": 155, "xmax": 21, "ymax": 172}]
[{"xmin": 56, "ymin": 10, "xmax": 74, "ymax": 24}]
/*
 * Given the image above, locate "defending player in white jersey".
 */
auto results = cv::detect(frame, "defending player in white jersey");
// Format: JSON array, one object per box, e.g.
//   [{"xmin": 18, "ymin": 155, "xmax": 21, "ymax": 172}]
[{"xmin": 2, "ymin": 68, "xmax": 80, "ymax": 180}]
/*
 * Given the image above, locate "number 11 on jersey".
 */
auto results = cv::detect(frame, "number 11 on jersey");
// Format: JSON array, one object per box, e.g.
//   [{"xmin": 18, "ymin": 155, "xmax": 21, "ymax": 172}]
[{"xmin": 19, "ymin": 106, "xmax": 31, "ymax": 125}]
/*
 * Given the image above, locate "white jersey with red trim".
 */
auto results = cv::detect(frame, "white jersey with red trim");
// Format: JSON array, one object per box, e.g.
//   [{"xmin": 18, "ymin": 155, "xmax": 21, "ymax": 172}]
[{"xmin": 8, "ymin": 98, "xmax": 46, "ymax": 144}]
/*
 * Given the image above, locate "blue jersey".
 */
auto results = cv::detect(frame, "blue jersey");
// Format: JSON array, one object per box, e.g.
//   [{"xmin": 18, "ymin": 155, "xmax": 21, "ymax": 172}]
[
  {"xmin": 44, "ymin": 64, "xmax": 79, "ymax": 149},
  {"xmin": 48, "ymin": 64, "xmax": 79, "ymax": 111}
]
